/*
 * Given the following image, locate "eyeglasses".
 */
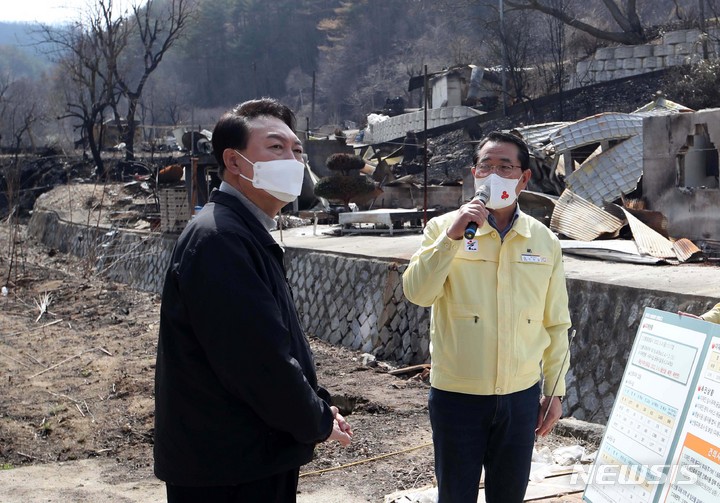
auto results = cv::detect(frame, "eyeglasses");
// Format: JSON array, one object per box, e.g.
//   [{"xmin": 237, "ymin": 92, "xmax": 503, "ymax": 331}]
[{"xmin": 474, "ymin": 163, "xmax": 522, "ymax": 178}]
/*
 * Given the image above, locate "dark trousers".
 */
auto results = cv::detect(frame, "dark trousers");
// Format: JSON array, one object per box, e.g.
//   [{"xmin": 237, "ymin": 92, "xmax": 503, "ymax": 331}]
[
  {"xmin": 166, "ymin": 468, "xmax": 300, "ymax": 503},
  {"xmin": 428, "ymin": 384, "xmax": 540, "ymax": 503}
]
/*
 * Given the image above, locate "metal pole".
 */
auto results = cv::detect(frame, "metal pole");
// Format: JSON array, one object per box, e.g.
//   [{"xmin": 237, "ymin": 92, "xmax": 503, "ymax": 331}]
[
  {"xmin": 500, "ymin": 0, "xmax": 508, "ymax": 116},
  {"xmin": 253, "ymin": 61, "xmax": 259, "ymax": 98},
  {"xmin": 699, "ymin": 0, "xmax": 709, "ymax": 60},
  {"xmin": 311, "ymin": 70, "xmax": 316, "ymax": 131},
  {"xmin": 190, "ymin": 155, "xmax": 198, "ymax": 214},
  {"xmin": 189, "ymin": 110, "xmax": 196, "ymax": 214},
  {"xmin": 542, "ymin": 329, "xmax": 576, "ymax": 423},
  {"xmin": 423, "ymin": 64, "xmax": 429, "ymax": 227}
]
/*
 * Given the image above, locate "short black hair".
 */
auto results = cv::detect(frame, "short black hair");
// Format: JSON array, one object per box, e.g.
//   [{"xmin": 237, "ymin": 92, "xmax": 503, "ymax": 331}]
[
  {"xmin": 212, "ymin": 98, "xmax": 297, "ymax": 178},
  {"xmin": 472, "ymin": 131, "xmax": 530, "ymax": 170}
]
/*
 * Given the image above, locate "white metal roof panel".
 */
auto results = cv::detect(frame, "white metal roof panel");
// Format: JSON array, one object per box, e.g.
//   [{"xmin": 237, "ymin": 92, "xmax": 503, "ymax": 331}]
[
  {"xmin": 565, "ymin": 135, "xmax": 643, "ymax": 206},
  {"xmin": 513, "ymin": 122, "xmax": 571, "ymax": 148},
  {"xmin": 550, "ymin": 113, "xmax": 643, "ymax": 152},
  {"xmin": 632, "ymin": 97, "xmax": 693, "ymax": 114}
]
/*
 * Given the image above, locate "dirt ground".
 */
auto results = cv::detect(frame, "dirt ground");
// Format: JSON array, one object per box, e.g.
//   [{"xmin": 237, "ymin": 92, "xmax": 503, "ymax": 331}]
[{"xmin": 0, "ymin": 217, "xmax": 594, "ymax": 502}]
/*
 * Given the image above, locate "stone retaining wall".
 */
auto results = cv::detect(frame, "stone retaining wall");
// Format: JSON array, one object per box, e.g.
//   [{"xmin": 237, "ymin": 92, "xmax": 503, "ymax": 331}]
[
  {"xmin": 286, "ymin": 250, "xmax": 430, "ymax": 364},
  {"xmin": 572, "ymin": 28, "xmax": 719, "ymax": 86},
  {"xmin": 26, "ymin": 210, "xmax": 718, "ymax": 424},
  {"xmin": 290, "ymin": 251, "xmax": 717, "ymax": 425},
  {"xmin": 365, "ymin": 106, "xmax": 483, "ymax": 144},
  {"xmin": 28, "ymin": 211, "xmax": 174, "ymax": 294},
  {"xmin": 563, "ymin": 281, "xmax": 715, "ymax": 423}
]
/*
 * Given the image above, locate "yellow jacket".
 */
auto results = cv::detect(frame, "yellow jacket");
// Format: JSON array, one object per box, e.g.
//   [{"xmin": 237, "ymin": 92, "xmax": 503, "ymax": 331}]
[
  {"xmin": 701, "ymin": 303, "xmax": 720, "ymax": 324},
  {"xmin": 403, "ymin": 209, "xmax": 571, "ymax": 396}
]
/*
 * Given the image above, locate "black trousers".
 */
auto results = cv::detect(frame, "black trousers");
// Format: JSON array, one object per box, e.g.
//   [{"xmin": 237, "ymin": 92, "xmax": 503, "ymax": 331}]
[
  {"xmin": 166, "ymin": 468, "xmax": 300, "ymax": 503},
  {"xmin": 428, "ymin": 384, "xmax": 540, "ymax": 503}
]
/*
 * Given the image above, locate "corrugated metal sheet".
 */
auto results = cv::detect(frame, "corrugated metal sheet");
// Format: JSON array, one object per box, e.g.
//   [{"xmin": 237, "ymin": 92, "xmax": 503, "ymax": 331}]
[
  {"xmin": 560, "ymin": 240, "xmax": 666, "ymax": 264},
  {"xmin": 623, "ymin": 207, "xmax": 669, "ymax": 237},
  {"xmin": 518, "ymin": 190, "xmax": 557, "ymax": 228},
  {"xmin": 565, "ymin": 135, "xmax": 643, "ymax": 206},
  {"xmin": 619, "ymin": 206, "xmax": 675, "ymax": 259},
  {"xmin": 672, "ymin": 238, "xmax": 702, "ymax": 262},
  {"xmin": 633, "ymin": 97, "xmax": 694, "ymax": 114},
  {"xmin": 550, "ymin": 113, "xmax": 643, "ymax": 152},
  {"xmin": 550, "ymin": 189, "xmax": 623, "ymax": 241},
  {"xmin": 513, "ymin": 122, "xmax": 570, "ymax": 148}
]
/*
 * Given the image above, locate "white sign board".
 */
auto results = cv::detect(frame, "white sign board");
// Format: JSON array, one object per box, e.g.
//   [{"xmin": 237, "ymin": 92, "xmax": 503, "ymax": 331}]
[{"xmin": 584, "ymin": 308, "xmax": 720, "ymax": 503}]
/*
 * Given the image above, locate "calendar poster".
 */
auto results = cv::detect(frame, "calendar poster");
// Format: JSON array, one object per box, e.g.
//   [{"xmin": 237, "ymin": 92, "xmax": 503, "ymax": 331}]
[
  {"xmin": 584, "ymin": 308, "xmax": 718, "ymax": 503},
  {"xmin": 657, "ymin": 335, "xmax": 720, "ymax": 503}
]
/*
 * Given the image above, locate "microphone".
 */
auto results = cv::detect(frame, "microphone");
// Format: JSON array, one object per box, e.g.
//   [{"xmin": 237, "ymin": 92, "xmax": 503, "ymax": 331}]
[{"xmin": 463, "ymin": 185, "xmax": 491, "ymax": 240}]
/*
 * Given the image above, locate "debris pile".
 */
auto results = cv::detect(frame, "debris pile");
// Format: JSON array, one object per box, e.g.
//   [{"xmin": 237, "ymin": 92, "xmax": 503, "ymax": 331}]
[{"xmin": 512, "ymin": 98, "xmax": 708, "ymax": 264}]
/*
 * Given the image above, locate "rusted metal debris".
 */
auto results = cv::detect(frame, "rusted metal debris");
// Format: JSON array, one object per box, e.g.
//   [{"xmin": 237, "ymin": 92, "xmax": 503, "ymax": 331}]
[
  {"xmin": 514, "ymin": 97, "xmax": 708, "ymax": 265},
  {"xmin": 550, "ymin": 190, "xmax": 623, "ymax": 241}
]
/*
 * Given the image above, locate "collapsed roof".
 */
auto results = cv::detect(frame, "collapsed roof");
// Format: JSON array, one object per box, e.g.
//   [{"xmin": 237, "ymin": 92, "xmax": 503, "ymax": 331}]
[{"xmin": 514, "ymin": 97, "xmax": 705, "ymax": 265}]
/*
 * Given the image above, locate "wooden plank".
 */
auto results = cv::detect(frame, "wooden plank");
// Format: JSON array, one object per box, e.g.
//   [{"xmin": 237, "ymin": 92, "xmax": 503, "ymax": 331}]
[
  {"xmin": 387, "ymin": 364, "xmax": 431, "ymax": 376},
  {"xmin": 523, "ymin": 473, "xmax": 586, "ymax": 500},
  {"xmin": 384, "ymin": 470, "xmax": 587, "ymax": 503},
  {"xmin": 476, "ymin": 472, "xmax": 586, "ymax": 502}
]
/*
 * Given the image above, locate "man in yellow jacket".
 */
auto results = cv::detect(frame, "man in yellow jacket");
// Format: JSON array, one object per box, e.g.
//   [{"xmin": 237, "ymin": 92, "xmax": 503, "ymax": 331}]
[
  {"xmin": 701, "ymin": 303, "xmax": 720, "ymax": 323},
  {"xmin": 680, "ymin": 303, "xmax": 720, "ymax": 324},
  {"xmin": 403, "ymin": 131, "xmax": 571, "ymax": 503}
]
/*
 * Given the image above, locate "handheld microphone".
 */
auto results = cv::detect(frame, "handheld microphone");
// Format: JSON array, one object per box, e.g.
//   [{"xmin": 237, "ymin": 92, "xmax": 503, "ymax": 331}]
[{"xmin": 463, "ymin": 185, "xmax": 491, "ymax": 240}]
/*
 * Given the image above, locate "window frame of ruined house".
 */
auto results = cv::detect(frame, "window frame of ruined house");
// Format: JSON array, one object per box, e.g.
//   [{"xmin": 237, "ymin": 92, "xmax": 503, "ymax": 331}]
[{"xmin": 675, "ymin": 123, "xmax": 719, "ymax": 190}]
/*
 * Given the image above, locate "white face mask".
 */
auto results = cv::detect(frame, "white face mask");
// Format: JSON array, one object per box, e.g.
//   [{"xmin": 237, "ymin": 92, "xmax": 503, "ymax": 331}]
[
  {"xmin": 235, "ymin": 151, "xmax": 305, "ymax": 203},
  {"xmin": 474, "ymin": 173, "xmax": 521, "ymax": 210}
]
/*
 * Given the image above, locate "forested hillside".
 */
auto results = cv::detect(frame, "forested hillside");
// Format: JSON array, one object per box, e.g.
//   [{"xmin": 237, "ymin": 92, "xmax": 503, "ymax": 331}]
[{"xmin": 0, "ymin": 0, "xmax": 715, "ymax": 151}]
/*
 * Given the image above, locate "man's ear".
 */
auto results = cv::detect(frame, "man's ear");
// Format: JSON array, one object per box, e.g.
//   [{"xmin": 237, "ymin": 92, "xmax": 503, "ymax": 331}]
[
  {"xmin": 223, "ymin": 149, "xmax": 242, "ymax": 175},
  {"xmin": 519, "ymin": 168, "xmax": 532, "ymax": 189}
]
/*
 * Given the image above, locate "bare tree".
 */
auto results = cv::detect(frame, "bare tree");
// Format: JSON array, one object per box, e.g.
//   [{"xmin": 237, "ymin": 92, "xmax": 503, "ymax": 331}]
[
  {"xmin": 536, "ymin": 0, "xmax": 568, "ymax": 117},
  {"xmin": 284, "ymin": 67, "xmax": 314, "ymax": 112},
  {"xmin": 0, "ymin": 76, "xmax": 43, "ymax": 286},
  {"xmin": 2, "ymin": 80, "xmax": 42, "ymax": 152},
  {"xmin": 480, "ymin": 3, "xmax": 536, "ymax": 106},
  {"xmin": 702, "ymin": 0, "xmax": 720, "ymax": 52},
  {"xmin": 112, "ymin": 0, "xmax": 193, "ymax": 161},
  {"xmin": 41, "ymin": 0, "xmax": 192, "ymax": 173},
  {"xmin": 40, "ymin": 1, "xmax": 126, "ymax": 178},
  {"xmin": 143, "ymin": 76, "xmax": 191, "ymax": 128},
  {"xmin": 504, "ymin": 0, "xmax": 648, "ymax": 45}
]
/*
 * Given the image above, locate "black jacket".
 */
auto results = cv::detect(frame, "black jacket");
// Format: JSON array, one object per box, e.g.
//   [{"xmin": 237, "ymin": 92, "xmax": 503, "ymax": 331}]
[{"xmin": 154, "ymin": 189, "xmax": 334, "ymax": 485}]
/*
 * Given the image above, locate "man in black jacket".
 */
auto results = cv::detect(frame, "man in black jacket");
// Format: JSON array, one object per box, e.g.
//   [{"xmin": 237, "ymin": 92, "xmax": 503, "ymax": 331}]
[{"xmin": 154, "ymin": 98, "xmax": 352, "ymax": 503}]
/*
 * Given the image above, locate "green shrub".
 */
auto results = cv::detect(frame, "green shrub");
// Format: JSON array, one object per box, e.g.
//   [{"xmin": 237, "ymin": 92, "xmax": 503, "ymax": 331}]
[
  {"xmin": 314, "ymin": 175, "xmax": 377, "ymax": 209},
  {"xmin": 664, "ymin": 59, "xmax": 720, "ymax": 110},
  {"xmin": 326, "ymin": 153, "xmax": 366, "ymax": 175}
]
